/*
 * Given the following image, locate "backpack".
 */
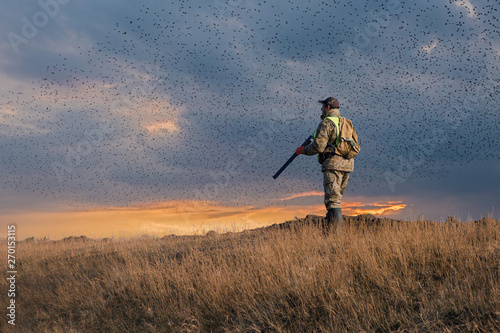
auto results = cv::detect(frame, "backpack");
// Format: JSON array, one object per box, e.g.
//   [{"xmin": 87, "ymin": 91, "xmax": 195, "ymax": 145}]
[
  {"xmin": 334, "ymin": 117, "xmax": 360, "ymax": 159},
  {"xmin": 313, "ymin": 116, "xmax": 361, "ymax": 160}
]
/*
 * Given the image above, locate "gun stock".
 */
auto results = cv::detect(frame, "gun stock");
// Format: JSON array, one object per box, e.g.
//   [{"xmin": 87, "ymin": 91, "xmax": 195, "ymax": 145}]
[{"xmin": 273, "ymin": 135, "xmax": 312, "ymax": 179}]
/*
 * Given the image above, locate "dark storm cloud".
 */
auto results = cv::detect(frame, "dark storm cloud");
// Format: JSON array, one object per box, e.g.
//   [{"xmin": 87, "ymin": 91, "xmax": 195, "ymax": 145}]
[{"xmin": 0, "ymin": 0, "xmax": 498, "ymax": 219}]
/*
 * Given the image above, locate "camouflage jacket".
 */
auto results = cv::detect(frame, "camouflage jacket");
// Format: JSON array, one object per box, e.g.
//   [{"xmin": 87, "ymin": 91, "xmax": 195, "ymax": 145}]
[{"xmin": 302, "ymin": 108, "xmax": 354, "ymax": 172}]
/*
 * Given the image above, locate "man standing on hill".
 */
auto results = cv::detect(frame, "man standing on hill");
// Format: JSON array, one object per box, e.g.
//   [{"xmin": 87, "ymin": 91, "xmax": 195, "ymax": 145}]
[{"xmin": 295, "ymin": 97, "xmax": 354, "ymax": 229}]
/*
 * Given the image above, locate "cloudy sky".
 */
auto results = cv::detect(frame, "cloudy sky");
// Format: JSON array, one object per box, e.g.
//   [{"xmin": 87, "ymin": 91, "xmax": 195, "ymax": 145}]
[{"xmin": 1, "ymin": 0, "xmax": 499, "ymax": 239}]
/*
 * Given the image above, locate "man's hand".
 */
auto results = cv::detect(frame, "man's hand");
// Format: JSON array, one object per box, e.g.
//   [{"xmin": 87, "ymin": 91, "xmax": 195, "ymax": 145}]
[{"xmin": 296, "ymin": 146, "xmax": 304, "ymax": 155}]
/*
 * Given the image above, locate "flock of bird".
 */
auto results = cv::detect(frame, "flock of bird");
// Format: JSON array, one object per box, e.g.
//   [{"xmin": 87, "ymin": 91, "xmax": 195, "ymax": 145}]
[{"xmin": 1, "ymin": 0, "xmax": 498, "ymax": 209}]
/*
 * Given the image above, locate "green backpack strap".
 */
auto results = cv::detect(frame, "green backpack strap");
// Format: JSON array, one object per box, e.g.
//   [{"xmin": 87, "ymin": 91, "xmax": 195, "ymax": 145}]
[
  {"xmin": 313, "ymin": 116, "xmax": 340, "ymax": 146},
  {"xmin": 313, "ymin": 116, "xmax": 341, "ymax": 162}
]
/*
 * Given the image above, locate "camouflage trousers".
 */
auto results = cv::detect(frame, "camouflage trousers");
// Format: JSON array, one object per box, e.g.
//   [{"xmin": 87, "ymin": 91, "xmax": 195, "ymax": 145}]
[{"xmin": 323, "ymin": 170, "xmax": 350, "ymax": 209}]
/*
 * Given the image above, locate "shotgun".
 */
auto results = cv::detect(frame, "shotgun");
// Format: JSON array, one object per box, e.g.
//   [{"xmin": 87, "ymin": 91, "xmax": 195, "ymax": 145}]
[{"xmin": 273, "ymin": 135, "xmax": 313, "ymax": 179}]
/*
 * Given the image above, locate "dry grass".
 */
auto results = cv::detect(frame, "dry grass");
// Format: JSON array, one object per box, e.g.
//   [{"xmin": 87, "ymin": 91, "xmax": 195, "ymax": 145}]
[{"xmin": 2, "ymin": 215, "xmax": 499, "ymax": 332}]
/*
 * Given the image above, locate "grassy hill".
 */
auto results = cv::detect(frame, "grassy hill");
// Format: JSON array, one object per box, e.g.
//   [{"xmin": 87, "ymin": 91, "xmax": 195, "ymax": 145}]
[{"xmin": 3, "ymin": 215, "xmax": 499, "ymax": 332}]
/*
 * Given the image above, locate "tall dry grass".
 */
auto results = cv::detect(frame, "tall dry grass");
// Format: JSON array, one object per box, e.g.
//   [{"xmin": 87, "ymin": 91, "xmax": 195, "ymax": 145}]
[{"xmin": 2, "ymin": 216, "xmax": 499, "ymax": 332}]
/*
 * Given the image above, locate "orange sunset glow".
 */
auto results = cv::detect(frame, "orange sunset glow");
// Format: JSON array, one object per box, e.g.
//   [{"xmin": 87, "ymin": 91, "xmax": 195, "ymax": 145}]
[{"xmin": 5, "ymin": 198, "xmax": 407, "ymax": 240}]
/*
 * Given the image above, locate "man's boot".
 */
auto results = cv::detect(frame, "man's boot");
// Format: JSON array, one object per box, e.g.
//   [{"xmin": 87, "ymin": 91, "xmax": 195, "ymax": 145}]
[
  {"xmin": 326, "ymin": 209, "xmax": 335, "ymax": 231},
  {"xmin": 326, "ymin": 208, "xmax": 342, "ymax": 231},
  {"xmin": 332, "ymin": 208, "xmax": 342, "ymax": 229}
]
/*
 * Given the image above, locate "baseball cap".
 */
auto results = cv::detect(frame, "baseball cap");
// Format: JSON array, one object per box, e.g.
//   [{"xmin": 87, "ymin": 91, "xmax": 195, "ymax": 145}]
[{"xmin": 318, "ymin": 97, "xmax": 340, "ymax": 108}]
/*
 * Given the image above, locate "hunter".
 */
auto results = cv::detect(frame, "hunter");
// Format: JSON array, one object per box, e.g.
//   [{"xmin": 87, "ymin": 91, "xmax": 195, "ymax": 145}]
[{"xmin": 295, "ymin": 97, "xmax": 354, "ymax": 228}]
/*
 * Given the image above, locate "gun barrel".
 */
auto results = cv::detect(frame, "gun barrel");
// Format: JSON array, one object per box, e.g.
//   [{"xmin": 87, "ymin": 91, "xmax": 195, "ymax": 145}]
[
  {"xmin": 273, "ymin": 135, "xmax": 313, "ymax": 179},
  {"xmin": 273, "ymin": 153, "xmax": 297, "ymax": 179}
]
